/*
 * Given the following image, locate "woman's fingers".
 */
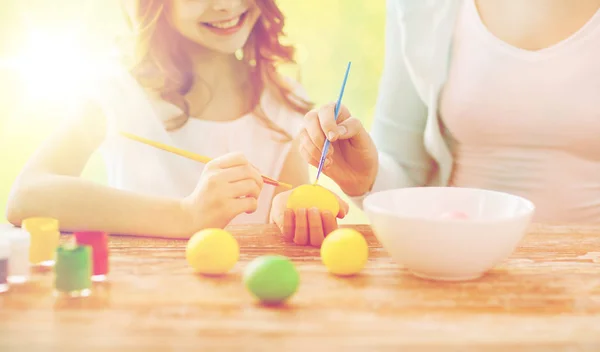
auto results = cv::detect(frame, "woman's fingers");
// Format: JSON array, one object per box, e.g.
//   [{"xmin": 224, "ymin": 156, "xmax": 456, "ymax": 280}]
[
  {"xmin": 317, "ymin": 103, "xmax": 352, "ymax": 142},
  {"xmin": 336, "ymin": 117, "xmax": 365, "ymax": 141},
  {"xmin": 298, "ymin": 139, "xmax": 321, "ymax": 167},
  {"xmin": 299, "ymin": 132, "xmax": 334, "ymax": 168},
  {"xmin": 304, "ymin": 109, "xmax": 327, "ymax": 152}
]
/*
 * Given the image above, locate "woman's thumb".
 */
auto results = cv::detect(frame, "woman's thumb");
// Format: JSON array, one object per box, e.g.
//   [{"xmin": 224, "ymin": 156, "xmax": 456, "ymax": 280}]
[{"xmin": 336, "ymin": 117, "xmax": 364, "ymax": 141}]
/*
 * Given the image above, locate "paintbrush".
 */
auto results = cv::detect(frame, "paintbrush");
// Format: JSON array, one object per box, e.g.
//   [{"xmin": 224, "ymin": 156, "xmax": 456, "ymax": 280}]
[
  {"xmin": 119, "ymin": 131, "xmax": 292, "ymax": 189},
  {"xmin": 314, "ymin": 61, "xmax": 351, "ymax": 184}
]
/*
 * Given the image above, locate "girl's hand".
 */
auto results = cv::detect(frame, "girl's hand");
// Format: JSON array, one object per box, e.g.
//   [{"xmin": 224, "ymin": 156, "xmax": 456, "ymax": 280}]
[
  {"xmin": 181, "ymin": 152, "xmax": 264, "ymax": 230},
  {"xmin": 300, "ymin": 103, "xmax": 379, "ymax": 197},
  {"xmin": 269, "ymin": 189, "xmax": 349, "ymax": 247}
]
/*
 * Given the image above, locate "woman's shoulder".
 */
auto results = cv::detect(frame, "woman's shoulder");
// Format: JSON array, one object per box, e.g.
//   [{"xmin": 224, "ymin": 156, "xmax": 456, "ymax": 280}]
[{"xmin": 390, "ymin": 0, "xmax": 462, "ymax": 16}]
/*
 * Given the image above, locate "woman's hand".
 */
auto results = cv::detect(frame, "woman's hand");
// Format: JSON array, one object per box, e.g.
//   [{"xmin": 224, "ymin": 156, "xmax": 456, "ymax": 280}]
[
  {"xmin": 300, "ymin": 102, "xmax": 379, "ymax": 196},
  {"xmin": 269, "ymin": 189, "xmax": 349, "ymax": 247},
  {"xmin": 181, "ymin": 152, "xmax": 264, "ymax": 230}
]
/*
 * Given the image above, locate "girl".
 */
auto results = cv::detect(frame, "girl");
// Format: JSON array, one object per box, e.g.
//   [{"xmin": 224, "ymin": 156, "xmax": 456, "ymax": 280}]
[
  {"xmin": 6, "ymin": 0, "xmax": 345, "ymax": 239},
  {"xmin": 286, "ymin": 0, "xmax": 600, "ymax": 237}
]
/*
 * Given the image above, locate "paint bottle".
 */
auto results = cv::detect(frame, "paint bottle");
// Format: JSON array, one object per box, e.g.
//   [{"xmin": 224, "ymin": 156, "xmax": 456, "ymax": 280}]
[
  {"xmin": 74, "ymin": 231, "xmax": 109, "ymax": 282},
  {"xmin": 23, "ymin": 217, "xmax": 60, "ymax": 267},
  {"xmin": 7, "ymin": 228, "xmax": 30, "ymax": 284},
  {"xmin": 0, "ymin": 238, "xmax": 9, "ymax": 293},
  {"xmin": 54, "ymin": 244, "xmax": 92, "ymax": 298}
]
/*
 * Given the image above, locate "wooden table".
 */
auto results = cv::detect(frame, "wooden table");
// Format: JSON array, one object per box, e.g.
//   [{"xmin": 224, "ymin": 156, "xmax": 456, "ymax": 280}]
[{"xmin": 1, "ymin": 224, "xmax": 600, "ymax": 351}]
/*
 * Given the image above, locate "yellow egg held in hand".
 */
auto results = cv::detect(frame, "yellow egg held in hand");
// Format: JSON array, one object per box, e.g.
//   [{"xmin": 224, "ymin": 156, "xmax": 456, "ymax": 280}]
[
  {"xmin": 321, "ymin": 228, "xmax": 368, "ymax": 276},
  {"xmin": 286, "ymin": 184, "xmax": 339, "ymax": 215},
  {"xmin": 186, "ymin": 229, "xmax": 239, "ymax": 275}
]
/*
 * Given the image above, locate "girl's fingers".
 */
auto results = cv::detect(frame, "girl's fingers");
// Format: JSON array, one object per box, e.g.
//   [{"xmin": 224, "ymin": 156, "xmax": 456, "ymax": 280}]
[
  {"xmin": 322, "ymin": 211, "xmax": 338, "ymax": 236},
  {"xmin": 211, "ymin": 151, "xmax": 249, "ymax": 169},
  {"xmin": 231, "ymin": 196, "xmax": 259, "ymax": 215},
  {"xmin": 220, "ymin": 165, "xmax": 264, "ymax": 193},
  {"xmin": 228, "ymin": 179, "xmax": 261, "ymax": 199},
  {"xmin": 307, "ymin": 207, "xmax": 325, "ymax": 248},
  {"xmin": 283, "ymin": 208, "xmax": 338, "ymax": 245},
  {"xmin": 221, "ymin": 165, "xmax": 257, "ymax": 183},
  {"xmin": 249, "ymin": 164, "xmax": 265, "ymax": 189},
  {"xmin": 335, "ymin": 194, "xmax": 350, "ymax": 219},
  {"xmin": 281, "ymin": 209, "xmax": 295, "ymax": 242},
  {"xmin": 293, "ymin": 208, "xmax": 308, "ymax": 245}
]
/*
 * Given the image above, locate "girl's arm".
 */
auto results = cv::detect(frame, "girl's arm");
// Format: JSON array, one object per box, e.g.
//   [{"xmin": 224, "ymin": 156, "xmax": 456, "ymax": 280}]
[
  {"xmin": 5, "ymin": 102, "xmax": 194, "ymax": 238},
  {"xmin": 271, "ymin": 137, "xmax": 310, "ymax": 198},
  {"xmin": 266, "ymin": 136, "xmax": 309, "ymax": 219}
]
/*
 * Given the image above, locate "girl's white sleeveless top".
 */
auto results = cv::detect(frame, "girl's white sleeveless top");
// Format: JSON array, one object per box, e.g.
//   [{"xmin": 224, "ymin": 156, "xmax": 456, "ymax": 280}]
[{"xmin": 88, "ymin": 64, "xmax": 304, "ymax": 226}]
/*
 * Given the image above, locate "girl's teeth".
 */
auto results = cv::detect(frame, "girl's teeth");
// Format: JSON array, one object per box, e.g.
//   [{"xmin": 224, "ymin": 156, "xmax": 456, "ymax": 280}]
[{"xmin": 207, "ymin": 16, "xmax": 241, "ymax": 29}]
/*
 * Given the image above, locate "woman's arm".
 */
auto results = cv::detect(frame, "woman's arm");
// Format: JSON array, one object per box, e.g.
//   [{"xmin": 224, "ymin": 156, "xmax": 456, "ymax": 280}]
[
  {"xmin": 5, "ymin": 102, "xmax": 194, "ymax": 238},
  {"xmin": 367, "ymin": 0, "xmax": 435, "ymax": 192}
]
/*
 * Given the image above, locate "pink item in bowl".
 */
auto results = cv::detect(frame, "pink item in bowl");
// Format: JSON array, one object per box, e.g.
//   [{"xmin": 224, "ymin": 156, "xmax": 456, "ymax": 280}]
[{"xmin": 439, "ymin": 211, "xmax": 470, "ymax": 220}]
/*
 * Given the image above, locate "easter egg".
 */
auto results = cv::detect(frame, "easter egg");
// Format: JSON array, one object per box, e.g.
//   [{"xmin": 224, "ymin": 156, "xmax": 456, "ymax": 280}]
[
  {"xmin": 186, "ymin": 228, "xmax": 239, "ymax": 275},
  {"xmin": 440, "ymin": 211, "xmax": 470, "ymax": 220},
  {"xmin": 243, "ymin": 255, "xmax": 300, "ymax": 304},
  {"xmin": 286, "ymin": 184, "xmax": 339, "ymax": 215},
  {"xmin": 321, "ymin": 228, "xmax": 368, "ymax": 276}
]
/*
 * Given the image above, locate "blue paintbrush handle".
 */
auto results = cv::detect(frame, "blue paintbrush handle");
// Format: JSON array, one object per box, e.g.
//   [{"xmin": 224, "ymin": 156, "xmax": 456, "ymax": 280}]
[{"xmin": 315, "ymin": 62, "xmax": 351, "ymax": 183}]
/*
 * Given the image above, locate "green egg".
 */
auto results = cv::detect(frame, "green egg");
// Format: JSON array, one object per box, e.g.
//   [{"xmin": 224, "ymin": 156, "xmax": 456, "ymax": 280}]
[{"xmin": 243, "ymin": 255, "xmax": 299, "ymax": 304}]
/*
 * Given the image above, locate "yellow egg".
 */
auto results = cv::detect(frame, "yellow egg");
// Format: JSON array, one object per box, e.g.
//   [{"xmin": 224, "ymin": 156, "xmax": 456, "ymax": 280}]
[
  {"xmin": 321, "ymin": 228, "xmax": 368, "ymax": 276},
  {"xmin": 286, "ymin": 184, "xmax": 339, "ymax": 215},
  {"xmin": 186, "ymin": 228, "xmax": 239, "ymax": 275}
]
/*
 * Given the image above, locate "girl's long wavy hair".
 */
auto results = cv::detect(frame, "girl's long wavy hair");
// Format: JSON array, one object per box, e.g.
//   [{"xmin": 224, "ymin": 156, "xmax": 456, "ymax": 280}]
[{"xmin": 122, "ymin": 0, "xmax": 312, "ymax": 140}]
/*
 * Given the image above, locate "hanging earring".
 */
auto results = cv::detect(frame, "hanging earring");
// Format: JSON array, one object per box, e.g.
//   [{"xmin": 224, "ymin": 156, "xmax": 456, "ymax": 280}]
[{"xmin": 235, "ymin": 48, "xmax": 244, "ymax": 61}]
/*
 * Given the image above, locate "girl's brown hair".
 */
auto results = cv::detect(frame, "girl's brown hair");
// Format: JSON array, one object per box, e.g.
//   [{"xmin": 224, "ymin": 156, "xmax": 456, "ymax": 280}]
[{"xmin": 123, "ymin": 0, "xmax": 312, "ymax": 140}]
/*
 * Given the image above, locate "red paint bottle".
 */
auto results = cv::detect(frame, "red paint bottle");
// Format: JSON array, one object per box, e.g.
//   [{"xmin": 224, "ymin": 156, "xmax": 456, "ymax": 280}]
[{"xmin": 73, "ymin": 231, "xmax": 109, "ymax": 282}]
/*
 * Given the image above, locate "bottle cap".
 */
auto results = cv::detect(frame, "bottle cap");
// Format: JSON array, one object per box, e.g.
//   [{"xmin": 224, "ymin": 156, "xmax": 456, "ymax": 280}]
[
  {"xmin": 25, "ymin": 218, "xmax": 60, "ymax": 265},
  {"xmin": 74, "ymin": 231, "xmax": 109, "ymax": 277},
  {"xmin": 23, "ymin": 217, "xmax": 59, "ymax": 234},
  {"xmin": 7, "ymin": 228, "xmax": 30, "ymax": 247},
  {"xmin": 74, "ymin": 231, "xmax": 108, "ymax": 251}
]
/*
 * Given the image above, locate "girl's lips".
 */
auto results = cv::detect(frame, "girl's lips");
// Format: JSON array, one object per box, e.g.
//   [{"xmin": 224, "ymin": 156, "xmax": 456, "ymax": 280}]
[{"xmin": 200, "ymin": 11, "xmax": 248, "ymax": 36}]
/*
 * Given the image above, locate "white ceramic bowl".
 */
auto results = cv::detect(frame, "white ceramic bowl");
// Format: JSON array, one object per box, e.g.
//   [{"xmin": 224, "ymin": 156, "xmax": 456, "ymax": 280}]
[{"xmin": 363, "ymin": 187, "xmax": 535, "ymax": 281}]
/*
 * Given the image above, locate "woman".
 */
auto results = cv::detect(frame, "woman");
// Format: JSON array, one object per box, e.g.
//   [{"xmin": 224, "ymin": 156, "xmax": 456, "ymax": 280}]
[{"xmin": 272, "ymin": 0, "xmax": 600, "ymax": 242}]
